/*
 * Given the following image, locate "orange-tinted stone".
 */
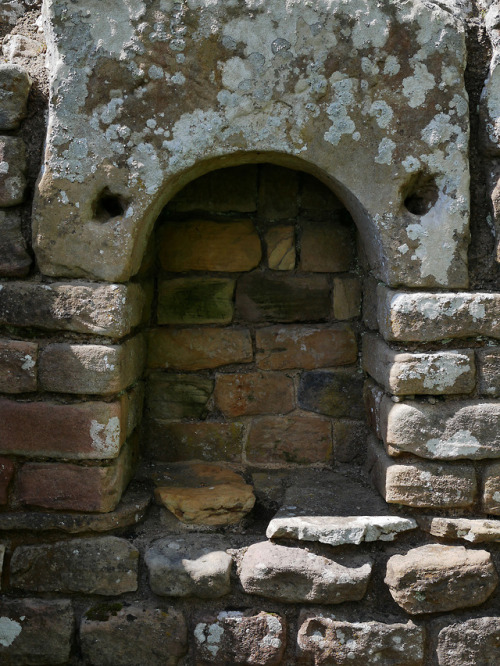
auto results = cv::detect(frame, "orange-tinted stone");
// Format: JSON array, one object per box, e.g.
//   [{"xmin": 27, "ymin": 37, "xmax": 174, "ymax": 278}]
[
  {"xmin": 333, "ymin": 276, "xmax": 362, "ymax": 320},
  {"xmin": 265, "ymin": 225, "xmax": 295, "ymax": 270},
  {"xmin": 0, "ymin": 339, "xmax": 37, "ymax": 393},
  {"xmin": 214, "ymin": 372, "xmax": 295, "ymax": 417}
]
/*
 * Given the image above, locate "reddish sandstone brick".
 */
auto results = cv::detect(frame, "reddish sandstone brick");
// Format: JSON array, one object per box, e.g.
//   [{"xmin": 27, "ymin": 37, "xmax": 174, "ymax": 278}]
[
  {"xmin": 214, "ymin": 372, "xmax": 295, "ymax": 417},
  {"xmin": 0, "ymin": 339, "xmax": 37, "ymax": 393},
  {"xmin": 0, "ymin": 456, "xmax": 14, "ymax": 504}
]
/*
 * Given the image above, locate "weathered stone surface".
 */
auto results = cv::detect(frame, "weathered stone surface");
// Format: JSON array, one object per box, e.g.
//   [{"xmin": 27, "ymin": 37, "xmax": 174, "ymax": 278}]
[
  {"xmin": 159, "ymin": 219, "xmax": 261, "ymax": 272},
  {"xmin": 377, "ymin": 287, "xmax": 500, "ymax": 341},
  {"xmin": 194, "ymin": 611, "xmax": 286, "ymax": 665},
  {"xmin": 298, "ymin": 369, "xmax": 364, "ymax": 418},
  {"xmin": 2, "ymin": 34, "xmax": 43, "ymax": 60},
  {"xmin": 10, "ymin": 537, "xmax": 139, "ymax": 595},
  {"xmin": 300, "ymin": 218, "xmax": 354, "ymax": 272},
  {"xmin": 488, "ymin": 160, "xmax": 500, "ymax": 263},
  {"xmin": 481, "ymin": 5, "xmax": 500, "ymax": 154},
  {"xmin": 0, "ymin": 1, "xmax": 30, "ymax": 26},
  {"xmin": 418, "ymin": 516, "xmax": 500, "ymax": 543},
  {"xmin": 297, "ymin": 614, "xmax": 425, "ymax": 665},
  {"xmin": 39, "ymin": 335, "xmax": 145, "ymax": 395},
  {"xmin": 153, "ymin": 463, "xmax": 254, "ymax": 525},
  {"xmin": 0, "ymin": 457, "xmax": 14, "ymax": 504},
  {"xmin": 214, "ymin": 371, "xmax": 294, "ymax": 417},
  {"xmin": 482, "ymin": 461, "xmax": 500, "ymax": 515},
  {"xmin": 477, "ymin": 348, "xmax": 500, "ymax": 397},
  {"xmin": 0, "ymin": 599, "xmax": 73, "ymax": 665},
  {"xmin": 380, "ymin": 396, "xmax": 500, "ymax": 460},
  {"xmin": 0, "ymin": 339, "xmax": 37, "ymax": 393},
  {"xmin": 259, "ymin": 163, "xmax": 299, "ymax": 219},
  {"xmin": 81, "ymin": 604, "xmax": 187, "ymax": 666},
  {"xmin": 247, "ymin": 413, "xmax": 332, "ymax": 464},
  {"xmin": 0, "ymin": 64, "xmax": 31, "ymax": 130},
  {"xmin": 145, "ymin": 536, "xmax": 232, "ymax": 598},
  {"xmin": 437, "ymin": 617, "xmax": 500, "ymax": 666},
  {"xmin": 158, "ymin": 277, "xmax": 235, "ymax": 324},
  {"xmin": 363, "ymin": 334, "xmax": 475, "ymax": 395},
  {"xmin": 256, "ymin": 325, "xmax": 357, "ymax": 370},
  {"xmin": 148, "ymin": 328, "xmax": 253, "ymax": 370},
  {"xmin": 240, "ymin": 541, "xmax": 372, "ymax": 603},
  {"xmin": 0, "ymin": 281, "xmax": 145, "ymax": 338},
  {"xmin": 368, "ymin": 437, "xmax": 477, "ymax": 508},
  {"xmin": 0, "ymin": 543, "xmax": 5, "ymax": 585},
  {"xmin": 333, "ymin": 275, "xmax": 362, "ymax": 320},
  {"xmin": 0, "ymin": 209, "xmax": 31, "ymax": 277},
  {"xmin": 146, "ymin": 420, "xmax": 245, "ymax": 463},
  {"xmin": 333, "ymin": 419, "xmax": 368, "ymax": 463},
  {"xmin": 236, "ymin": 273, "xmax": 331, "ymax": 322},
  {"xmin": 146, "ymin": 373, "xmax": 214, "ymax": 420},
  {"xmin": 0, "ymin": 136, "xmax": 27, "ymax": 206},
  {"xmin": 266, "ymin": 225, "xmax": 295, "ymax": 270},
  {"xmin": 385, "ymin": 545, "xmax": 498, "ymax": 614}
]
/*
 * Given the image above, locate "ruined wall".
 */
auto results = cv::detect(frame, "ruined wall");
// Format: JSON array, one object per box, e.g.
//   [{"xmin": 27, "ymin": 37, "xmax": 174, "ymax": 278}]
[{"xmin": 0, "ymin": 0, "xmax": 499, "ymax": 664}]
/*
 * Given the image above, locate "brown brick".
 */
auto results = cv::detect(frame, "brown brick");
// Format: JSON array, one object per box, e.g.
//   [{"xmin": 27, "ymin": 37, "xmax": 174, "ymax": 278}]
[
  {"xmin": 214, "ymin": 372, "xmax": 294, "ymax": 416},
  {"xmin": 332, "ymin": 419, "xmax": 368, "ymax": 463},
  {"xmin": 265, "ymin": 225, "xmax": 295, "ymax": 270},
  {"xmin": 147, "ymin": 373, "xmax": 214, "ymax": 420},
  {"xmin": 247, "ymin": 413, "xmax": 332, "ymax": 464},
  {"xmin": 0, "ymin": 209, "xmax": 31, "ymax": 277},
  {"xmin": 146, "ymin": 421, "xmax": 245, "ymax": 462},
  {"xmin": 157, "ymin": 277, "xmax": 235, "ymax": 324},
  {"xmin": 300, "ymin": 218, "xmax": 354, "ymax": 272},
  {"xmin": 159, "ymin": 219, "xmax": 261, "ymax": 272},
  {"xmin": 333, "ymin": 275, "xmax": 362, "ymax": 320},
  {"xmin": 0, "ymin": 339, "xmax": 37, "ymax": 393},
  {"xmin": 258, "ymin": 164, "xmax": 299, "ymax": 219},
  {"xmin": 298, "ymin": 369, "xmax": 364, "ymax": 418},
  {"xmin": 256, "ymin": 325, "xmax": 357, "ymax": 370},
  {"xmin": 16, "ymin": 436, "xmax": 137, "ymax": 512},
  {"xmin": 0, "ymin": 456, "xmax": 14, "ymax": 504},
  {"xmin": 148, "ymin": 328, "xmax": 253, "ymax": 370}
]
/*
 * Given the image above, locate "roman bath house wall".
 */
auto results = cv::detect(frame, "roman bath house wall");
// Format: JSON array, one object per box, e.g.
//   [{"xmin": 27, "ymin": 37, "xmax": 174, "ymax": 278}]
[{"xmin": 0, "ymin": 0, "xmax": 498, "ymax": 664}]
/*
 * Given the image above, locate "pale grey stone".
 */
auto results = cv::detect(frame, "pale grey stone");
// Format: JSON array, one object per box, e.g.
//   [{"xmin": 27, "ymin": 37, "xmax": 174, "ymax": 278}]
[
  {"xmin": 418, "ymin": 516, "xmax": 500, "ymax": 543},
  {"xmin": 0, "ymin": 65, "xmax": 31, "ymax": 130},
  {"xmin": 437, "ymin": 617, "xmax": 500, "ymax": 666},
  {"xmin": 477, "ymin": 348, "xmax": 500, "ymax": 397}
]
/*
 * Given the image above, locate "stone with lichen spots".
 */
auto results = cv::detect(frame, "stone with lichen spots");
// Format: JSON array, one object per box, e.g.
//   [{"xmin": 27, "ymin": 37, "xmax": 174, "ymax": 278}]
[
  {"xmin": 482, "ymin": 462, "xmax": 500, "ymax": 515},
  {"xmin": 0, "ymin": 339, "xmax": 37, "ymax": 393},
  {"xmin": 0, "ymin": 136, "xmax": 27, "ymax": 206},
  {"xmin": 477, "ymin": 348, "xmax": 500, "ymax": 397},
  {"xmin": 0, "ymin": 64, "xmax": 31, "ymax": 130},
  {"xmin": 437, "ymin": 617, "xmax": 500, "ymax": 666},
  {"xmin": 480, "ymin": 5, "xmax": 500, "ymax": 154}
]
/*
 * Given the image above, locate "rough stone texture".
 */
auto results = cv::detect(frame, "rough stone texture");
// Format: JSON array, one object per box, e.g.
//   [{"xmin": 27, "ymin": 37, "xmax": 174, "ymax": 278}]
[
  {"xmin": 380, "ymin": 396, "xmax": 500, "ymax": 460},
  {"xmin": 33, "ymin": 0, "xmax": 470, "ymax": 288},
  {"xmin": 256, "ymin": 325, "xmax": 357, "ymax": 370},
  {"xmin": 0, "ymin": 64, "xmax": 31, "ymax": 130},
  {"xmin": 145, "ymin": 536, "xmax": 232, "ymax": 598},
  {"xmin": 385, "ymin": 545, "xmax": 498, "ymax": 614},
  {"xmin": 158, "ymin": 277, "xmax": 235, "ymax": 325},
  {"xmin": 214, "ymin": 371, "xmax": 294, "ymax": 417},
  {"xmin": 363, "ymin": 334, "xmax": 475, "ymax": 395},
  {"xmin": 0, "ymin": 281, "xmax": 146, "ymax": 338},
  {"xmin": 2, "ymin": 34, "xmax": 43, "ymax": 60},
  {"xmin": 418, "ymin": 516, "xmax": 500, "ymax": 543},
  {"xmin": 10, "ymin": 536, "xmax": 139, "ymax": 595},
  {"xmin": 148, "ymin": 328, "xmax": 253, "ymax": 370},
  {"xmin": 368, "ymin": 437, "xmax": 477, "ymax": 508},
  {"xmin": 0, "ymin": 209, "xmax": 31, "ymax": 277},
  {"xmin": 146, "ymin": 373, "xmax": 214, "ymax": 420},
  {"xmin": 236, "ymin": 273, "xmax": 331, "ymax": 322},
  {"xmin": 298, "ymin": 369, "xmax": 365, "ymax": 418},
  {"xmin": 333, "ymin": 419, "xmax": 369, "ymax": 463},
  {"xmin": 194, "ymin": 611, "xmax": 286, "ymax": 665},
  {"xmin": 437, "ymin": 617, "xmax": 500, "ymax": 666},
  {"xmin": 482, "ymin": 462, "xmax": 500, "ymax": 515},
  {"xmin": 297, "ymin": 614, "xmax": 425, "ymax": 665},
  {"xmin": 0, "ymin": 599, "xmax": 74, "ymax": 666},
  {"xmin": 39, "ymin": 335, "xmax": 145, "ymax": 395},
  {"xmin": 0, "ymin": 457, "xmax": 14, "ymax": 504},
  {"xmin": 239, "ymin": 541, "xmax": 372, "ymax": 604},
  {"xmin": 247, "ymin": 413, "xmax": 332, "ymax": 464},
  {"xmin": 80, "ymin": 604, "xmax": 187, "ymax": 666},
  {"xmin": 477, "ymin": 348, "xmax": 500, "ymax": 397},
  {"xmin": 333, "ymin": 275, "xmax": 362, "ymax": 320},
  {"xmin": 0, "ymin": 339, "xmax": 37, "ymax": 393},
  {"xmin": 377, "ymin": 287, "xmax": 500, "ymax": 341},
  {"xmin": 266, "ymin": 225, "xmax": 295, "ymax": 270},
  {"xmin": 0, "ymin": 136, "xmax": 26, "ymax": 206},
  {"xmin": 481, "ymin": 4, "xmax": 500, "ymax": 155},
  {"xmin": 300, "ymin": 219, "xmax": 354, "ymax": 272}
]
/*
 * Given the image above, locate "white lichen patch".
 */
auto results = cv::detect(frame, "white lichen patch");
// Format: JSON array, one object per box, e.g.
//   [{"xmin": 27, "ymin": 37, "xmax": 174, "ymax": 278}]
[
  {"xmin": 402, "ymin": 63, "xmax": 435, "ymax": 108},
  {"xmin": 374, "ymin": 137, "xmax": 396, "ymax": 165},
  {"xmin": 89, "ymin": 416, "xmax": 121, "ymax": 456},
  {"xmin": 0, "ymin": 617, "xmax": 22, "ymax": 647},
  {"xmin": 425, "ymin": 430, "xmax": 481, "ymax": 458}
]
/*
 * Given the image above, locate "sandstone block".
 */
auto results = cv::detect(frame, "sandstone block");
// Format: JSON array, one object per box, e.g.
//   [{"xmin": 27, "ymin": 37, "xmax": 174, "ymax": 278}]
[
  {"xmin": 236, "ymin": 272, "xmax": 331, "ymax": 322},
  {"xmin": 0, "ymin": 339, "xmax": 37, "ymax": 393},
  {"xmin": 148, "ymin": 327, "xmax": 253, "ymax": 370},
  {"xmin": 363, "ymin": 334, "xmax": 475, "ymax": 395},
  {"xmin": 239, "ymin": 541, "xmax": 372, "ymax": 603},
  {"xmin": 247, "ymin": 413, "xmax": 332, "ymax": 464},
  {"xmin": 385, "ymin": 544, "xmax": 498, "ymax": 614},
  {"xmin": 81, "ymin": 604, "xmax": 187, "ymax": 666},
  {"xmin": 482, "ymin": 461, "xmax": 500, "ymax": 514},
  {"xmin": 258, "ymin": 164, "xmax": 299, "ymax": 219},
  {"xmin": 300, "ymin": 218, "xmax": 354, "ymax": 272},
  {"xmin": 437, "ymin": 617, "xmax": 500, "ymax": 666},
  {"xmin": 256, "ymin": 325, "xmax": 357, "ymax": 370},
  {"xmin": 0, "ymin": 209, "xmax": 31, "ymax": 277},
  {"xmin": 368, "ymin": 437, "xmax": 477, "ymax": 508},
  {"xmin": 418, "ymin": 516, "xmax": 500, "ymax": 543},
  {"xmin": 0, "ymin": 64, "xmax": 31, "ymax": 130},
  {"xmin": 10, "ymin": 536, "xmax": 139, "ymax": 595},
  {"xmin": 298, "ymin": 369, "xmax": 364, "ymax": 418},
  {"xmin": 146, "ymin": 373, "xmax": 214, "ymax": 420},
  {"xmin": 158, "ymin": 277, "xmax": 235, "ymax": 324},
  {"xmin": 194, "ymin": 611, "xmax": 286, "ymax": 665},
  {"xmin": 159, "ymin": 219, "xmax": 261, "ymax": 272},
  {"xmin": 0, "ymin": 136, "xmax": 27, "ymax": 206},
  {"xmin": 333, "ymin": 419, "xmax": 368, "ymax": 463},
  {"xmin": 0, "ymin": 599, "xmax": 73, "ymax": 665},
  {"xmin": 380, "ymin": 396, "xmax": 500, "ymax": 459},
  {"xmin": 0, "ymin": 281, "xmax": 145, "ymax": 338},
  {"xmin": 145, "ymin": 536, "xmax": 232, "ymax": 598},
  {"xmin": 214, "ymin": 371, "xmax": 294, "ymax": 416},
  {"xmin": 333, "ymin": 275, "xmax": 362, "ymax": 320},
  {"xmin": 39, "ymin": 335, "xmax": 145, "ymax": 395},
  {"xmin": 0, "ymin": 457, "xmax": 14, "ymax": 504},
  {"xmin": 301, "ymin": 174, "xmax": 344, "ymax": 211},
  {"xmin": 377, "ymin": 287, "xmax": 500, "ymax": 341},
  {"xmin": 297, "ymin": 614, "xmax": 424, "ymax": 665},
  {"xmin": 477, "ymin": 348, "xmax": 500, "ymax": 397},
  {"xmin": 265, "ymin": 225, "xmax": 295, "ymax": 270}
]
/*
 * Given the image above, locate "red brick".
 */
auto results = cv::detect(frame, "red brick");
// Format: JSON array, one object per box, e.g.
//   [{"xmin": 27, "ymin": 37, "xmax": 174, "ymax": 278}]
[
  {"xmin": 0, "ymin": 339, "xmax": 37, "ymax": 393},
  {"xmin": 0, "ymin": 456, "xmax": 14, "ymax": 504},
  {"xmin": 214, "ymin": 372, "xmax": 295, "ymax": 416}
]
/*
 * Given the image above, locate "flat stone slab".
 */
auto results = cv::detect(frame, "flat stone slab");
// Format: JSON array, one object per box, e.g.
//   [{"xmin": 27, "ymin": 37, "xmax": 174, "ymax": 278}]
[
  {"xmin": 266, "ymin": 470, "xmax": 416, "ymax": 546},
  {"xmin": 418, "ymin": 516, "xmax": 500, "ymax": 543}
]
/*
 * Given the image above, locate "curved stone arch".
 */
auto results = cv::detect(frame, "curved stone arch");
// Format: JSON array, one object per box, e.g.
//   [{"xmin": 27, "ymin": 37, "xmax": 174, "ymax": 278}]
[{"xmin": 33, "ymin": 0, "xmax": 470, "ymax": 287}]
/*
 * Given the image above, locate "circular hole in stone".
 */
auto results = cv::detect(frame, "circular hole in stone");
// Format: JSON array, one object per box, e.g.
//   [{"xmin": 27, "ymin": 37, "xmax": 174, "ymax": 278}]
[
  {"xmin": 402, "ymin": 173, "xmax": 439, "ymax": 216},
  {"xmin": 93, "ymin": 188, "xmax": 127, "ymax": 221}
]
